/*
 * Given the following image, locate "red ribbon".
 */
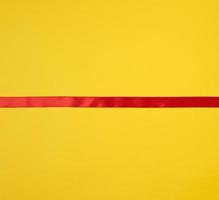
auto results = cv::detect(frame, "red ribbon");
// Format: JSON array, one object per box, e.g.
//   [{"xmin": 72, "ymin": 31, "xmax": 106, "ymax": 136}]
[{"xmin": 0, "ymin": 97, "xmax": 219, "ymax": 108}]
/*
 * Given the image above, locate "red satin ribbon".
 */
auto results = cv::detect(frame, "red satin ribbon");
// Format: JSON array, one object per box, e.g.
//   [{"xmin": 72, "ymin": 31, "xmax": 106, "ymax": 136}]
[{"xmin": 0, "ymin": 97, "xmax": 219, "ymax": 108}]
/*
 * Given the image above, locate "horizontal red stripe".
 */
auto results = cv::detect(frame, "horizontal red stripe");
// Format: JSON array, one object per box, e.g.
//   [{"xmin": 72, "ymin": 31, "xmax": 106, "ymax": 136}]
[{"xmin": 0, "ymin": 97, "xmax": 219, "ymax": 108}]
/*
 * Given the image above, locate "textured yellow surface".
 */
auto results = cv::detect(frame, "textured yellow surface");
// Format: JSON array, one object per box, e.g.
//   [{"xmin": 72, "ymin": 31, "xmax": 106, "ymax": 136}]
[{"xmin": 0, "ymin": 1, "xmax": 219, "ymax": 200}]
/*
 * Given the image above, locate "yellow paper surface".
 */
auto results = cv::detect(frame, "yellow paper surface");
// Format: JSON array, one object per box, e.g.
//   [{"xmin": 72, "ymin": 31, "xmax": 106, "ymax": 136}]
[{"xmin": 0, "ymin": 1, "xmax": 219, "ymax": 199}]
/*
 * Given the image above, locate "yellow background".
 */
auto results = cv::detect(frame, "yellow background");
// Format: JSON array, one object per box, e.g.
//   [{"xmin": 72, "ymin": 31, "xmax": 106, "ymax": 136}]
[{"xmin": 0, "ymin": 1, "xmax": 219, "ymax": 199}]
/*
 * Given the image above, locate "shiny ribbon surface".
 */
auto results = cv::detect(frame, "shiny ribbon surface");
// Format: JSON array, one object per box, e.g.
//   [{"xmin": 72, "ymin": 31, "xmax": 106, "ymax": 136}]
[{"xmin": 0, "ymin": 97, "xmax": 219, "ymax": 108}]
